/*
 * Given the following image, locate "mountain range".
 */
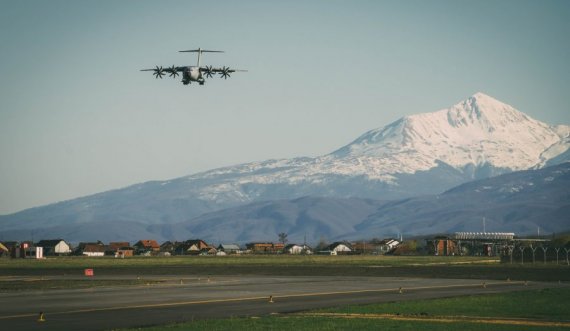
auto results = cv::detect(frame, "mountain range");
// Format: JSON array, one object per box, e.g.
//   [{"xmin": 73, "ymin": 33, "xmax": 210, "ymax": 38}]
[{"xmin": 1, "ymin": 93, "xmax": 568, "ymax": 243}]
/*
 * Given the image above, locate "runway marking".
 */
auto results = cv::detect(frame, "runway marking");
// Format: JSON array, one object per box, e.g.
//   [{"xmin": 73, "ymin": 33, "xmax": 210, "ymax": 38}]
[
  {"xmin": 0, "ymin": 280, "xmax": 530, "ymax": 321},
  {"xmin": 297, "ymin": 313, "xmax": 570, "ymax": 328}
]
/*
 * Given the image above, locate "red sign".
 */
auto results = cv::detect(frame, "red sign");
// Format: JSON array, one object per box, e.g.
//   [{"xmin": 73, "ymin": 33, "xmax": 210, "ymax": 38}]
[{"xmin": 84, "ymin": 269, "xmax": 94, "ymax": 277}]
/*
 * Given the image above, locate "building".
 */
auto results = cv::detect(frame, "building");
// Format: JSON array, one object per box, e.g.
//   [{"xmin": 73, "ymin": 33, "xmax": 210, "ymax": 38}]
[
  {"xmin": 107, "ymin": 242, "xmax": 134, "ymax": 258},
  {"xmin": 217, "ymin": 244, "xmax": 242, "ymax": 255},
  {"xmin": 19, "ymin": 241, "xmax": 43, "ymax": 258},
  {"xmin": 176, "ymin": 239, "xmax": 210, "ymax": 255},
  {"xmin": 159, "ymin": 241, "xmax": 179, "ymax": 254},
  {"xmin": 326, "ymin": 242, "xmax": 353, "ymax": 255},
  {"xmin": 427, "ymin": 236, "xmax": 459, "ymax": 256},
  {"xmin": 80, "ymin": 244, "xmax": 106, "ymax": 257},
  {"xmin": 36, "ymin": 239, "xmax": 72, "ymax": 256},
  {"xmin": 246, "ymin": 242, "xmax": 285, "ymax": 254},
  {"xmin": 133, "ymin": 240, "xmax": 160, "ymax": 255},
  {"xmin": 284, "ymin": 244, "xmax": 312, "ymax": 255}
]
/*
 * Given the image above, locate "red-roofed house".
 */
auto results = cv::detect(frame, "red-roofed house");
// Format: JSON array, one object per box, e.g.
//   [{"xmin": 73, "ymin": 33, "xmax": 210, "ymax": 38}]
[{"xmin": 133, "ymin": 240, "xmax": 160, "ymax": 256}]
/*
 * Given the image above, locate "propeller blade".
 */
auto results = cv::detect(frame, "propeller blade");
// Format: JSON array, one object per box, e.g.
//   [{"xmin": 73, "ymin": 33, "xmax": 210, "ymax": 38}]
[
  {"xmin": 169, "ymin": 65, "xmax": 179, "ymax": 78},
  {"xmin": 204, "ymin": 65, "xmax": 214, "ymax": 78},
  {"xmin": 153, "ymin": 66, "xmax": 164, "ymax": 79},
  {"xmin": 220, "ymin": 66, "xmax": 231, "ymax": 79}
]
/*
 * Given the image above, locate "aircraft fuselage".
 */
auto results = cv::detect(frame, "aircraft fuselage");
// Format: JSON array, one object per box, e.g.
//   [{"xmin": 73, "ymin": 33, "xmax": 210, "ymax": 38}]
[{"xmin": 182, "ymin": 66, "xmax": 203, "ymax": 85}]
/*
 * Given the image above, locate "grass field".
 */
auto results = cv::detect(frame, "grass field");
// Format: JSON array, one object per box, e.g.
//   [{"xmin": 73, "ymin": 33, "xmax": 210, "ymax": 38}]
[
  {"xmin": 119, "ymin": 288, "xmax": 570, "ymax": 331},
  {"xmin": 0, "ymin": 254, "xmax": 501, "ymax": 268},
  {"xmin": 2, "ymin": 255, "xmax": 568, "ymax": 282}
]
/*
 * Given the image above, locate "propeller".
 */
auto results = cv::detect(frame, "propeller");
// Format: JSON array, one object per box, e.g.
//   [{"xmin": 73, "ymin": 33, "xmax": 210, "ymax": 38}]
[
  {"xmin": 203, "ymin": 65, "xmax": 214, "ymax": 78},
  {"xmin": 168, "ymin": 65, "xmax": 179, "ymax": 78},
  {"xmin": 153, "ymin": 66, "xmax": 165, "ymax": 79},
  {"xmin": 220, "ymin": 66, "xmax": 231, "ymax": 79}
]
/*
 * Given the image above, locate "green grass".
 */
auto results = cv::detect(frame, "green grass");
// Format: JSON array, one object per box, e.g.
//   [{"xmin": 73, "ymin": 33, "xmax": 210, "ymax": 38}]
[
  {"xmin": 0, "ymin": 255, "xmax": 501, "ymax": 269},
  {"xmin": 119, "ymin": 288, "xmax": 570, "ymax": 331},
  {"xmin": 321, "ymin": 287, "xmax": 570, "ymax": 321},
  {"xmin": 4, "ymin": 255, "xmax": 568, "ymax": 282},
  {"xmin": 128, "ymin": 316, "xmax": 557, "ymax": 331}
]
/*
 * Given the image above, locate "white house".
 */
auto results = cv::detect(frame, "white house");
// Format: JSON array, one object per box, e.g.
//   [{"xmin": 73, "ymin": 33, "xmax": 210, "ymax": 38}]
[
  {"xmin": 328, "ymin": 242, "xmax": 352, "ymax": 254},
  {"xmin": 81, "ymin": 244, "xmax": 106, "ymax": 257},
  {"xmin": 36, "ymin": 239, "xmax": 72, "ymax": 256},
  {"xmin": 217, "ymin": 244, "xmax": 242, "ymax": 255},
  {"xmin": 284, "ymin": 244, "xmax": 312, "ymax": 255}
]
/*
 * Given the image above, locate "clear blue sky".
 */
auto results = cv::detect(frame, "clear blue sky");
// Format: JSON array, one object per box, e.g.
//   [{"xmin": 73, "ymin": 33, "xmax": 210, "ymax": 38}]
[{"xmin": 1, "ymin": 0, "xmax": 569, "ymax": 214}]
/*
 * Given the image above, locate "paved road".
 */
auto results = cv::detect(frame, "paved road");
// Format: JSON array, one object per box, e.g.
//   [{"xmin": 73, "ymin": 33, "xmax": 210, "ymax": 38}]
[{"xmin": 0, "ymin": 275, "xmax": 565, "ymax": 331}]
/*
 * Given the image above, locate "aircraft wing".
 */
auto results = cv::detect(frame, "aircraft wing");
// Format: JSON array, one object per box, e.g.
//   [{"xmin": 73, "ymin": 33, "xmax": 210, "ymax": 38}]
[
  {"xmin": 199, "ymin": 66, "xmax": 247, "ymax": 79},
  {"xmin": 140, "ymin": 65, "xmax": 183, "ymax": 79}
]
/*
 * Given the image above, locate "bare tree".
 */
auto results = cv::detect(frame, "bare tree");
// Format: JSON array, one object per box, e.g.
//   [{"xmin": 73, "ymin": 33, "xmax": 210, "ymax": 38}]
[{"xmin": 278, "ymin": 232, "xmax": 288, "ymax": 245}]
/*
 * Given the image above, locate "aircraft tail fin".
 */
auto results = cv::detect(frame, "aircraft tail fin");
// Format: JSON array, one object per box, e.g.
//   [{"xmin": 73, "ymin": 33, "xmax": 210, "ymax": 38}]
[{"xmin": 179, "ymin": 48, "xmax": 224, "ymax": 67}]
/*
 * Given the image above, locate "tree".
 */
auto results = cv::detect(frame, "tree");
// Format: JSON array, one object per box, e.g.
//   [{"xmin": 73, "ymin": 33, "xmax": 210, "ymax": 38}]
[
  {"xmin": 315, "ymin": 236, "xmax": 329, "ymax": 251},
  {"xmin": 278, "ymin": 232, "xmax": 288, "ymax": 245}
]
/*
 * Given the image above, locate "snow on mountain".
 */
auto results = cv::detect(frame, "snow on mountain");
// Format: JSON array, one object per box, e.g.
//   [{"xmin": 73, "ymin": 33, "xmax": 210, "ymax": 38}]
[
  {"xmin": 181, "ymin": 92, "xmax": 570, "ymax": 201},
  {"xmin": 331, "ymin": 92, "xmax": 568, "ymax": 173}
]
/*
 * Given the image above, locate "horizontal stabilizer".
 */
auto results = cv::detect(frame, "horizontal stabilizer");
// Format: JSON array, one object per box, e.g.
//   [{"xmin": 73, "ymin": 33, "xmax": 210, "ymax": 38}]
[{"xmin": 179, "ymin": 49, "xmax": 224, "ymax": 53}]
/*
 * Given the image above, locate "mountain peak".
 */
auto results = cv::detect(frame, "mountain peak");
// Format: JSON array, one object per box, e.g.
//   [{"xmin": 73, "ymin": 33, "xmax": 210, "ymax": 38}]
[
  {"xmin": 470, "ymin": 92, "xmax": 501, "ymax": 104},
  {"xmin": 332, "ymin": 93, "xmax": 566, "ymax": 172},
  {"xmin": 447, "ymin": 92, "xmax": 528, "ymax": 130}
]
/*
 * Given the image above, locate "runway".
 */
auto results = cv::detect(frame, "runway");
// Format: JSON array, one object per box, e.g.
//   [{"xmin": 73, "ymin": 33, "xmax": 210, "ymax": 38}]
[{"xmin": 0, "ymin": 275, "xmax": 565, "ymax": 331}]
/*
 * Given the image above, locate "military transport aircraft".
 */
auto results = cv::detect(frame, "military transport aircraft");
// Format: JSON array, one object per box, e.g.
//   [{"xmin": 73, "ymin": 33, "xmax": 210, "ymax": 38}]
[{"xmin": 141, "ymin": 48, "xmax": 246, "ymax": 85}]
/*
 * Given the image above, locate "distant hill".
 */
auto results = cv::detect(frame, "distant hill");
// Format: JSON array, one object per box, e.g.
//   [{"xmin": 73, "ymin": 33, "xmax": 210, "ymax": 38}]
[
  {"xmin": 2, "ymin": 163, "xmax": 567, "ymax": 244},
  {"xmin": 354, "ymin": 162, "xmax": 570, "ymax": 239}
]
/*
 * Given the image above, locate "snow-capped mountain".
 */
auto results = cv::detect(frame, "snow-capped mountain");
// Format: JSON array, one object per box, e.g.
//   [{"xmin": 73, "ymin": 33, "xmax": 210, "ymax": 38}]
[
  {"xmin": 332, "ymin": 92, "xmax": 569, "ymax": 173},
  {"xmin": 1, "ymin": 93, "xmax": 569, "ymax": 241},
  {"xmin": 182, "ymin": 92, "xmax": 570, "ymax": 204}
]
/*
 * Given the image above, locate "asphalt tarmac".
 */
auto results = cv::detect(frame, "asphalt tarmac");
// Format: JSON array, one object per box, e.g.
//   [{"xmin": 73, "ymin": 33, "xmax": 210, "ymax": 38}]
[{"xmin": 0, "ymin": 275, "xmax": 566, "ymax": 331}]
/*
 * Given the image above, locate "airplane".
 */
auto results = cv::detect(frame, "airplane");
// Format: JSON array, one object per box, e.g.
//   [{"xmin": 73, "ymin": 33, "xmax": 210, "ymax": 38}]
[{"xmin": 141, "ymin": 48, "xmax": 246, "ymax": 85}]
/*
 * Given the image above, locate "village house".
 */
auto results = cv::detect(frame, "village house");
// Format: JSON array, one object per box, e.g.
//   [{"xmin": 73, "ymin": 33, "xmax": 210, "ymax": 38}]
[
  {"xmin": 200, "ymin": 246, "xmax": 217, "ymax": 255},
  {"xmin": 107, "ymin": 242, "xmax": 134, "ymax": 258},
  {"xmin": 246, "ymin": 242, "xmax": 285, "ymax": 254},
  {"xmin": 73, "ymin": 242, "xmax": 105, "ymax": 257},
  {"xmin": 80, "ymin": 244, "xmax": 106, "ymax": 257},
  {"xmin": 176, "ymin": 239, "xmax": 210, "ymax": 255},
  {"xmin": 217, "ymin": 244, "xmax": 242, "ymax": 255},
  {"xmin": 284, "ymin": 244, "xmax": 312, "ymax": 255},
  {"xmin": 36, "ymin": 239, "xmax": 72, "ymax": 256},
  {"xmin": 325, "ymin": 242, "xmax": 353, "ymax": 255},
  {"xmin": 159, "ymin": 241, "xmax": 179, "ymax": 254},
  {"xmin": 133, "ymin": 240, "xmax": 160, "ymax": 256}
]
